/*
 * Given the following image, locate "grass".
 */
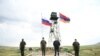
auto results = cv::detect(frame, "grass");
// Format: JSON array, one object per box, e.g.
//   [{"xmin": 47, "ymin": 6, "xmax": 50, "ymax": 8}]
[
  {"xmin": 0, "ymin": 46, "xmax": 20, "ymax": 56},
  {"xmin": 62, "ymin": 45, "xmax": 100, "ymax": 56},
  {"xmin": 79, "ymin": 45, "xmax": 100, "ymax": 56},
  {"xmin": 0, "ymin": 46, "xmax": 31, "ymax": 56},
  {"xmin": 0, "ymin": 45, "xmax": 100, "ymax": 56}
]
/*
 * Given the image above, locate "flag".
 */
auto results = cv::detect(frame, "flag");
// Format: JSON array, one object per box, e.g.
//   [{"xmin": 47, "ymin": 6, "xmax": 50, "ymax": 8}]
[
  {"xmin": 59, "ymin": 13, "xmax": 70, "ymax": 23},
  {"xmin": 42, "ymin": 19, "xmax": 52, "ymax": 26}
]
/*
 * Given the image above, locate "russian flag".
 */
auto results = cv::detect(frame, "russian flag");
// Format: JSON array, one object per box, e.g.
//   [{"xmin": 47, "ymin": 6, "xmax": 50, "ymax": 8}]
[
  {"xmin": 42, "ymin": 19, "xmax": 52, "ymax": 26},
  {"xmin": 59, "ymin": 13, "xmax": 70, "ymax": 23}
]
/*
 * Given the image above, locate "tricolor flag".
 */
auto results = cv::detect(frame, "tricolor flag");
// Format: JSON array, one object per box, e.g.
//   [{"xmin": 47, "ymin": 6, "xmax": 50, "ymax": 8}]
[
  {"xmin": 42, "ymin": 19, "xmax": 52, "ymax": 26},
  {"xmin": 59, "ymin": 13, "xmax": 70, "ymax": 23}
]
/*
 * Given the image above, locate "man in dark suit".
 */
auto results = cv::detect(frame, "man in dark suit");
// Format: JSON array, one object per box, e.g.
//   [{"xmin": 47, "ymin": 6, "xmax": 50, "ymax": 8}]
[
  {"xmin": 73, "ymin": 39, "xmax": 80, "ymax": 56},
  {"xmin": 40, "ymin": 37, "xmax": 47, "ymax": 56},
  {"xmin": 53, "ymin": 39, "xmax": 60, "ymax": 56},
  {"xmin": 20, "ymin": 39, "xmax": 26, "ymax": 56}
]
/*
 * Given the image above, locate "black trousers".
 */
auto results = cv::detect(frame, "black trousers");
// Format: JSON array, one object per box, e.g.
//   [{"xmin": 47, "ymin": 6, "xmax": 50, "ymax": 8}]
[
  {"xmin": 20, "ymin": 50, "xmax": 24, "ymax": 56},
  {"xmin": 54, "ymin": 47, "xmax": 59, "ymax": 56},
  {"xmin": 75, "ymin": 49, "xmax": 79, "ymax": 56},
  {"xmin": 42, "ymin": 49, "xmax": 46, "ymax": 56}
]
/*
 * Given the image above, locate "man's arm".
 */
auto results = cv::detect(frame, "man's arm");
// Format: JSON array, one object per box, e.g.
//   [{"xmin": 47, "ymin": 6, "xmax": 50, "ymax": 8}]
[
  {"xmin": 40, "ymin": 41, "xmax": 42, "ymax": 47},
  {"xmin": 58, "ymin": 41, "xmax": 60, "ymax": 46},
  {"xmin": 24, "ymin": 42, "xmax": 26, "ymax": 45},
  {"xmin": 19, "ymin": 42, "xmax": 22, "ymax": 50},
  {"xmin": 72, "ymin": 42, "xmax": 75, "ymax": 46},
  {"xmin": 45, "ymin": 41, "xmax": 47, "ymax": 44}
]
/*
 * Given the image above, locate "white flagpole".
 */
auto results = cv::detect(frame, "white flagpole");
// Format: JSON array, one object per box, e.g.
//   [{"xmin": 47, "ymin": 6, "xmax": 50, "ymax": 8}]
[{"xmin": 41, "ymin": 13, "xmax": 44, "ymax": 38}]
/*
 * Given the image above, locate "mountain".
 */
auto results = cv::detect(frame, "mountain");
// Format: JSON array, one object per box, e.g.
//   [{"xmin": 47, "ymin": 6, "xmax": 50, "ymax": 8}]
[{"xmin": 95, "ymin": 42, "xmax": 100, "ymax": 46}]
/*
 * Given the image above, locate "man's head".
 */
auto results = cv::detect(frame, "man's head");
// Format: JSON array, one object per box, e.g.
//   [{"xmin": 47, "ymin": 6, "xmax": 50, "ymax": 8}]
[
  {"xmin": 42, "ymin": 37, "xmax": 44, "ymax": 40},
  {"xmin": 75, "ymin": 39, "xmax": 77, "ymax": 42},
  {"xmin": 22, "ymin": 39, "xmax": 24, "ymax": 41}
]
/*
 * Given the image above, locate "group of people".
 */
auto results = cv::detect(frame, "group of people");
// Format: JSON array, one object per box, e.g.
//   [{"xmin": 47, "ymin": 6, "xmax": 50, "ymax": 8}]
[{"xmin": 19, "ymin": 38, "xmax": 80, "ymax": 56}]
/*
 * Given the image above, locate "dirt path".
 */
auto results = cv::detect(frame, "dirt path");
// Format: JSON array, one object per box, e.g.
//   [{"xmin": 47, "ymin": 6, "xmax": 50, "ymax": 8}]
[{"xmin": 26, "ymin": 51, "xmax": 74, "ymax": 56}]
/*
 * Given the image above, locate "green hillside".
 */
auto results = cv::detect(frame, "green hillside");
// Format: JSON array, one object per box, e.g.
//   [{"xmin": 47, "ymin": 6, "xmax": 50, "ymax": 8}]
[
  {"xmin": 80, "ymin": 45, "xmax": 100, "ymax": 56},
  {"xmin": 0, "ymin": 43, "xmax": 100, "ymax": 56},
  {"xmin": 0, "ymin": 46, "xmax": 30, "ymax": 56}
]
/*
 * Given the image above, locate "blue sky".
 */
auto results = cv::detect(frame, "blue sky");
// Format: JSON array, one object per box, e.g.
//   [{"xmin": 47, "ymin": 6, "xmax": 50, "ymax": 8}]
[{"xmin": 0, "ymin": 0, "xmax": 100, "ymax": 47}]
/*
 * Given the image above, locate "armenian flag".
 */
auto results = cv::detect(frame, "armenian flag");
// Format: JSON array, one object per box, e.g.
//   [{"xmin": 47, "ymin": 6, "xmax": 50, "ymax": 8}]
[{"xmin": 59, "ymin": 13, "xmax": 70, "ymax": 23}]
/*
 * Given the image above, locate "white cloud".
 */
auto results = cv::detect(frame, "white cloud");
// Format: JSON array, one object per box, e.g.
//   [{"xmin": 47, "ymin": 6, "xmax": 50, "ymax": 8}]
[{"xmin": 0, "ymin": 0, "xmax": 100, "ymax": 47}]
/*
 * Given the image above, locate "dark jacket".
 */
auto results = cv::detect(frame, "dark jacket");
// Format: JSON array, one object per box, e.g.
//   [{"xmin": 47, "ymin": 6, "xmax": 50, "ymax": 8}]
[
  {"xmin": 53, "ymin": 40, "xmax": 60, "ymax": 49},
  {"xmin": 41, "ymin": 40, "xmax": 46, "ymax": 49},
  {"xmin": 73, "ymin": 42, "xmax": 80, "ymax": 50},
  {"xmin": 20, "ymin": 41, "xmax": 26, "ymax": 50}
]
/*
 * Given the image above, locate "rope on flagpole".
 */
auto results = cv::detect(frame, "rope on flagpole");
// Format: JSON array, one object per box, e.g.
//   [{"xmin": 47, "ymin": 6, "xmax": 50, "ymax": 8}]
[{"xmin": 41, "ymin": 13, "xmax": 44, "ymax": 38}]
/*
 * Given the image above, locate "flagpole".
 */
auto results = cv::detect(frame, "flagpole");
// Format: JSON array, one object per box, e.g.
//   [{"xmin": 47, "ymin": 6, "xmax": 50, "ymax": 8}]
[{"xmin": 41, "ymin": 13, "xmax": 43, "ymax": 38}]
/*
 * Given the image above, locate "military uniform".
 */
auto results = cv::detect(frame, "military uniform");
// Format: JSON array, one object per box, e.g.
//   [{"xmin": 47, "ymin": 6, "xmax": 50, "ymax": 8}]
[
  {"xmin": 20, "ymin": 39, "xmax": 26, "ymax": 56},
  {"xmin": 53, "ymin": 40, "xmax": 60, "ymax": 56},
  {"xmin": 41, "ymin": 38, "xmax": 46, "ymax": 56},
  {"xmin": 73, "ymin": 39, "xmax": 80, "ymax": 56}
]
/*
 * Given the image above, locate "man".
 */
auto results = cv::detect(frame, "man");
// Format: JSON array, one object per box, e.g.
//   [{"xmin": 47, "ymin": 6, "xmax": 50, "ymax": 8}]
[
  {"xmin": 53, "ymin": 40, "xmax": 60, "ymax": 56},
  {"xmin": 20, "ymin": 39, "xmax": 26, "ymax": 56},
  {"xmin": 40, "ymin": 37, "xmax": 47, "ymax": 56},
  {"xmin": 73, "ymin": 39, "xmax": 80, "ymax": 56}
]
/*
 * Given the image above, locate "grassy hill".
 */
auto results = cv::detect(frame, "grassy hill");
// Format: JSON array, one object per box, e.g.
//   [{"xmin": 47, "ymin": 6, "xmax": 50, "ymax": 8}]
[
  {"xmin": 0, "ymin": 46, "xmax": 19, "ymax": 56},
  {"xmin": 80, "ymin": 45, "xmax": 100, "ymax": 56},
  {"xmin": 95, "ymin": 42, "xmax": 100, "ymax": 46},
  {"xmin": 0, "ymin": 46, "xmax": 31, "ymax": 56},
  {"xmin": 0, "ymin": 43, "xmax": 100, "ymax": 56}
]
